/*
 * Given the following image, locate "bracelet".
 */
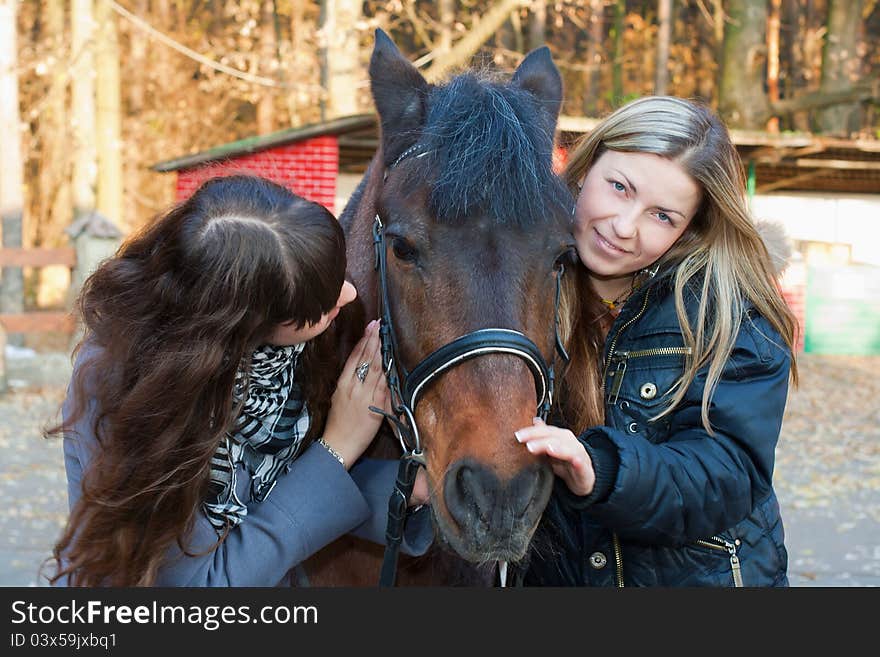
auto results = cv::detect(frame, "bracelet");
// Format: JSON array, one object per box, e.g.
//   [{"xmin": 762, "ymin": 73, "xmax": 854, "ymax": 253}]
[{"xmin": 317, "ymin": 437, "xmax": 345, "ymax": 468}]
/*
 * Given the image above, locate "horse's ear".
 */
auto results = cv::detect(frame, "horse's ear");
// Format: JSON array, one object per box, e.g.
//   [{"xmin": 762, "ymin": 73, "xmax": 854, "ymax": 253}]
[
  {"xmin": 369, "ymin": 28, "xmax": 429, "ymax": 165},
  {"xmin": 512, "ymin": 46, "xmax": 563, "ymax": 123}
]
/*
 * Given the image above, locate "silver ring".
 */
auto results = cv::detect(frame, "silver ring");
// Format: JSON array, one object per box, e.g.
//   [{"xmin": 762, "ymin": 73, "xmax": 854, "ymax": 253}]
[{"xmin": 355, "ymin": 361, "xmax": 370, "ymax": 383}]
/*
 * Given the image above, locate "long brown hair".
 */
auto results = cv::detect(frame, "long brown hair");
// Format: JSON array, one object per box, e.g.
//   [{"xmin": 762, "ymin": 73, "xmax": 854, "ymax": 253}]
[
  {"xmin": 558, "ymin": 96, "xmax": 799, "ymax": 434},
  {"xmin": 46, "ymin": 175, "xmax": 348, "ymax": 586}
]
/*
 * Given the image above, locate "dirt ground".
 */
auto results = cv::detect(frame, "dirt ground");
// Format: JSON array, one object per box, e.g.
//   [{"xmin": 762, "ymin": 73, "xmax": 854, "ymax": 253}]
[{"xmin": 0, "ymin": 349, "xmax": 877, "ymax": 587}]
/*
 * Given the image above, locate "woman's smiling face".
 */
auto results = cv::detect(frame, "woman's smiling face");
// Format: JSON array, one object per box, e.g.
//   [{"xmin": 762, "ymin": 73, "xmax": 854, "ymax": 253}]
[{"xmin": 574, "ymin": 150, "xmax": 702, "ymax": 288}]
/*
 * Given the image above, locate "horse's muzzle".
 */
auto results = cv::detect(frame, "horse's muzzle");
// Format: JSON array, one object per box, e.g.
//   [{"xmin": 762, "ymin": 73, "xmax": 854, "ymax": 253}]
[{"xmin": 439, "ymin": 458, "xmax": 552, "ymax": 562}]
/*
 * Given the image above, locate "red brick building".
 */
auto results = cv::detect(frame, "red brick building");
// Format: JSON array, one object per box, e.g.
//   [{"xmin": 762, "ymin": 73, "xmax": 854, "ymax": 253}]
[{"xmin": 150, "ymin": 114, "xmax": 379, "ymax": 210}]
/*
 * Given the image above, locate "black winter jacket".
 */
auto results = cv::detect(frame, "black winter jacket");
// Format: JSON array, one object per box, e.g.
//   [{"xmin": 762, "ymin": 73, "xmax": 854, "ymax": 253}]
[{"xmin": 523, "ymin": 271, "xmax": 792, "ymax": 587}]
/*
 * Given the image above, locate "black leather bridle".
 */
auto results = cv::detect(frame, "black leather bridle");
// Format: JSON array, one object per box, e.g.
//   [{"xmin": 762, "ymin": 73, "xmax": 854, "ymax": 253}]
[{"xmin": 369, "ymin": 144, "xmax": 570, "ymax": 586}]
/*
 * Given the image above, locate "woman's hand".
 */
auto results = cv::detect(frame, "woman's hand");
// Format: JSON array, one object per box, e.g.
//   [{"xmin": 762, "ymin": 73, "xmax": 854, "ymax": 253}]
[
  {"xmin": 514, "ymin": 418, "xmax": 596, "ymax": 496},
  {"xmin": 321, "ymin": 320, "xmax": 389, "ymax": 469}
]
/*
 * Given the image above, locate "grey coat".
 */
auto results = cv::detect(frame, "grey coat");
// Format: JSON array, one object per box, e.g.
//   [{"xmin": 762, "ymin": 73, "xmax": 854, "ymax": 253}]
[{"xmin": 59, "ymin": 348, "xmax": 433, "ymax": 587}]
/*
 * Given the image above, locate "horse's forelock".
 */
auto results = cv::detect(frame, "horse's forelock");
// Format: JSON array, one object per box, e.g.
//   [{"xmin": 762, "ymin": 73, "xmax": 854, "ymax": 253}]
[{"xmin": 401, "ymin": 73, "xmax": 572, "ymax": 227}]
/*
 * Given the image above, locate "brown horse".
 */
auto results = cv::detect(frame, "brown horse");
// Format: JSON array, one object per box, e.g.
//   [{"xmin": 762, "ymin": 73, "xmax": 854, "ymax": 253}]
[{"xmin": 304, "ymin": 30, "xmax": 576, "ymax": 585}]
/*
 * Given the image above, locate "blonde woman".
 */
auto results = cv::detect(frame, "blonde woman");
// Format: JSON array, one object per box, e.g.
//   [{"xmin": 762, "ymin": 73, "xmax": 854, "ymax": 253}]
[{"xmin": 515, "ymin": 96, "xmax": 798, "ymax": 587}]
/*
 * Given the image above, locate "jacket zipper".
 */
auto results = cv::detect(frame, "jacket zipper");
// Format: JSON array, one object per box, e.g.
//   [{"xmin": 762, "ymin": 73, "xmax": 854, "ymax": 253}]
[
  {"xmin": 695, "ymin": 535, "xmax": 744, "ymax": 587},
  {"xmin": 601, "ymin": 289, "xmax": 652, "ymax": 403},
  {"xmin": 606, "ymin": 346, "xmax": 692, "ymax": 405},
  {"xmin": 600, "ymin": 291, "xmax": 652, "ymax": 589},
  {"xmin": 611, "ymin": 532, "xmax": 624, "ymax": 587}
]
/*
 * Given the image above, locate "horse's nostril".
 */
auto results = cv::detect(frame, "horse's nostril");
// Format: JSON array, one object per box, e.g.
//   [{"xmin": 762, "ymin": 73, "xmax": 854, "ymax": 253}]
[
  {"xmin": 508, "ymin": 465, "xmax": 546, "ymax": 516},
  {"xmin": 444, "ymin": 462, "xmax": 494, "ymax": 529}
]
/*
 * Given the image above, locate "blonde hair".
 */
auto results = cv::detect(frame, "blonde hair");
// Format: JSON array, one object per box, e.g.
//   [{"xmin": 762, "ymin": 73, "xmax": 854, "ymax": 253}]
[{"xmin": 559, "ymin": 96, "xmax": 798, "ymax": 433}]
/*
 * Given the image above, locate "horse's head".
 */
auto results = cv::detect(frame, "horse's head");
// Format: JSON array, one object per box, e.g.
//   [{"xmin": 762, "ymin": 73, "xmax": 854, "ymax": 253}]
[{"xmin": 344, "ymin": 30, "xmax": 576, "ymax": 565}]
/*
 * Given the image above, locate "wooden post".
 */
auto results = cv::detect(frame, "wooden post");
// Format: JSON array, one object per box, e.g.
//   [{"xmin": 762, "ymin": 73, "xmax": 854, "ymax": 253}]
[{"xmin": 65, "ymin": 211, "xmax": 122, "ymax": 348}]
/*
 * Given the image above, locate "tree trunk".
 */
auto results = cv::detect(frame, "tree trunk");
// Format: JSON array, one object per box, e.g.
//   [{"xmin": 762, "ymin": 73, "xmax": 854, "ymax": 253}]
[
  {"xmin": 128, "ymin": 0, "xmax": 147, "ymax": 112},
  {"xmin": 320, "ymin": 0, "xmax": 363, "ymax": 119},
  {"xmin": 510, "ymin": 7, "xmax": 525, "ymax": 54},
  {"xmin": 154, "ymin": 0, "xmax": 173, "ymax": 113},
  {"xmin": 528, "ymin": 0, "xmax": 547, "ymax": 51},
  {"xmin": 35, "ymin": 0, "xmax": 72, "ymax": 310},
  {"xmin": 654, "ymin": 0, "xmax": 673, "ymax": 94},
  {"xmin": 584, "ymin": 0, "xmax": 604, "ymax": 115},
  {"xmin": 71, "ymin": 0, "xmax": 97, "ymax": 218},
  {"xmin": 288, "ymin": 0, "xmax": 305, "ymax": 126},
  {"xmin": 95, "ymin": 0, "xmax": 123, "ymax": 227},
  {"xmin": 711, "ymin": 0, "xmax": 724, "ymax": 49},
  {"xmin": 424, "ymin": 0, "xmax": 525, "ymax": 83},
  {"xmin": 766, "ymin": 0, "xmax": 781, "ymax": 131},
  {"xmin": 696, "ymin": 1, "xmax": 716, "ymax": 103},
  {"xmin": 497, "ymin": 13, "xmax": 519, "ymax": 54},
  {"xmin": 0, "ymin": 0, "xmax": 25, "ymax": 340},
  {"xmin": 781, "ymin": 0, "xmax": 808, "ymax": 130},
  {"xmin": 718, "ymin": 0, "xmax": 770, "ymax": 129},
  {"xmin": 257, "ymin": 0, "xmax": 277, "ymax": 134},
  {"xmin": 815, "ymin": 0, "xmax": 865, "ymax": 135},
  {"xmin": 438, "ymin": 0, "xmax": 455, "ymax": 56},
  {"xmin": 611, "ymin": 0, "xmax": 625, "ymax": 105},
  {"xmin": 38, "ymin": 0, "xmax": 71, "ymax": 244}
]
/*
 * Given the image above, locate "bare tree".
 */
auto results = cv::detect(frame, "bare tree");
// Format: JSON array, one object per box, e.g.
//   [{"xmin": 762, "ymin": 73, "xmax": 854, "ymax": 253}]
[
  {"xmin": 257, "ymin": 0, "xmax": 277, "ymax": 134},
  {"xmin": 438, "ymin": 0, "xmax": 455, "ymax": 56},
  {"xmin": 719, "ymin": 0, "xmax": 771, "ymax": 129},
  {"xmin": 38, "ymin": 0, "xmax": 72, "ymax": 243},
  {"xmin": 611, "ymin": 0, "xmax": 625, "ymax": 105},
  {"xmin": 320, "ymin": 0, "xmax": 363, "ymax": 119},
  {"xmin": 584, "ymin": 0, "xmax": 605, "ymax": 115},
  {"xmin": 654, "ymin": 0, "xmax": 673, "ymax": 94},
  {"xmin": 72, "ymin": 0, "xmax": 97, "ymax": 218},
  {"xmin": 766, "ymin": 0, "xmax": 781, "ymax": 131},
  {"xmin": 0, "ymin": 0, "xmax": 24, "ymax": 340},
  {"xmin": 816, "ymin": 0, "xmax": 865, "ymax": 135},
  {"xmin": 96, "ymin": 0, "xmax": 123, "ymax": 227},
  {"xmin": 529, "ymin": 0, "xmax": 547, "ymax": 51},
  {"xmin": 424, "ymin": 0, "xmax": 526, "ymax": 82},
  {"xmin": 128, "ymin": 0, "xmax": 147, "ymax": 112}
]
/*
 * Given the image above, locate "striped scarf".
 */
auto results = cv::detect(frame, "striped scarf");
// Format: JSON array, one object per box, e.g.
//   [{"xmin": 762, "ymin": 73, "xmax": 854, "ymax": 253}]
[{"xmin": 203, "ymin": 342, "xmax": 310, "ymax": 534}]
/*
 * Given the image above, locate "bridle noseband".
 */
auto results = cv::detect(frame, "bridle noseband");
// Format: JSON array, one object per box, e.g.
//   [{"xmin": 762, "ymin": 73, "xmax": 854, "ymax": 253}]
[{"xmin": 371, "ymin": 144, "xmax": 570, "ymax": 586}]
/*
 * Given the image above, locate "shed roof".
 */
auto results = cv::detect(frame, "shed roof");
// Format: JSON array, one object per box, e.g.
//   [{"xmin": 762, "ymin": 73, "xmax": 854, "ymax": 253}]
[
  {"xmin": 557, "ymin": 116, "xmax": 880, "ymax": 195},
  {"xmin": 150, "ymin": 114, "xmax": 377, "ymax": 173}
]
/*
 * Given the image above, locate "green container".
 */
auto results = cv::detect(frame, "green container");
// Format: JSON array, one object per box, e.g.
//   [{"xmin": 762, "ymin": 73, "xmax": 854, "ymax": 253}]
[{"xmin": 805, "ymin": 264, "xmax": 880, "ymax": 355}]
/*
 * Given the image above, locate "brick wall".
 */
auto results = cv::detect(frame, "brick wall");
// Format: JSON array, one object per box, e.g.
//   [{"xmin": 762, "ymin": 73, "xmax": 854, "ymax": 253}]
[
  {"xmin": 175, "ymin": 135, "xmax": 339, "ymax": 210},
  {"xmin": 552, "ymin": 144, "xmax": 568, "ymax": 174},
  {"xmin": 780, "ymin": 259, "xmax": 807, "ymax": 353}
]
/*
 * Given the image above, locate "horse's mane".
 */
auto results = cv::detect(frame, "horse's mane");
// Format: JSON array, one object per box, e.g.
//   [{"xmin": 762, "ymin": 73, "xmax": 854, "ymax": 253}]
[{"xmin": 401, "ymin": 72, "xmax": 573, "ymax": 228}]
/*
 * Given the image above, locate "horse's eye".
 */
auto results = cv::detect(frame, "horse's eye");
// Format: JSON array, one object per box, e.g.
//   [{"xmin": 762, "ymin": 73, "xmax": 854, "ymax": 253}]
[{"xmin": 390, "ymin": 237, "xmax": 418, "ymax": 263}]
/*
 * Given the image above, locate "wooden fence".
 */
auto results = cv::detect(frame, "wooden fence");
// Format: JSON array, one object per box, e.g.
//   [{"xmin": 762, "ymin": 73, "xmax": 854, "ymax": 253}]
[
  {"xmin": 0, "ymin": 247, "xmax": 78, "ymax": 334},
  {"xmin": 0, "ymin": 214, "xmax": 122, "ymax": 392}
]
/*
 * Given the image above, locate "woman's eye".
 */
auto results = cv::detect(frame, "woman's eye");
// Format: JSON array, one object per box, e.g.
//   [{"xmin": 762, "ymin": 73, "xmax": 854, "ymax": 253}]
[
  {"xmin": 656, "ymin": 211, "xmax": 673, "ymax": 224},
  {"xmin": 611, "ymin": 180, "xmax": 626, "ymax": 193},
  {"xmin": 390, "ymin": 237, "xmax": 418, "ymax": 263}
]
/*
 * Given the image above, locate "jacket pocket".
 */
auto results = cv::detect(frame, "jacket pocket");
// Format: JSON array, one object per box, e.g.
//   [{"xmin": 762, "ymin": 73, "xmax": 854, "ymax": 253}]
[
  {"xmin": 606, "ymin": 346, "xmax": 690, "ymax": 443},
  {"xmin": 692, "ymin": 535, "xmax": 744, "ymax": 587}
]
